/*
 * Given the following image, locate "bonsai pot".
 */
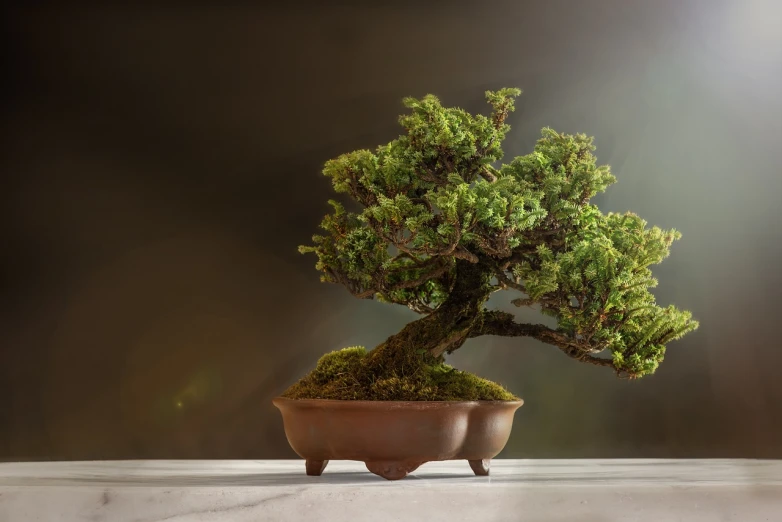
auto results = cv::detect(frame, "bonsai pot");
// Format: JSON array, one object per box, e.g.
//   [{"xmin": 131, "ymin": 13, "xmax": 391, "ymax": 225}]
[{"xmin": 272, "ymin": 397, "xmax": 523, "ymax": 480}]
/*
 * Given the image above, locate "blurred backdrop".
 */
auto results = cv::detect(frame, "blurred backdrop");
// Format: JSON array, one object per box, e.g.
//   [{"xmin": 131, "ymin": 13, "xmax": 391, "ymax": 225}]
[{"xmin": 1, "ymin": 0, "xmax": 781, "ymax": 460}]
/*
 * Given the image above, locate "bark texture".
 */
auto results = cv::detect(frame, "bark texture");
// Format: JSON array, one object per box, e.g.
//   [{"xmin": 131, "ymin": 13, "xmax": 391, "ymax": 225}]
[{"xmin": 361, "ymin": 257, "xmax": 495, "ymax": 378}]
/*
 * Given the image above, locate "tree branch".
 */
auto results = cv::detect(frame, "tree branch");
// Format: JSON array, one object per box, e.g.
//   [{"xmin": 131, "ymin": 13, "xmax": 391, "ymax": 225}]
[
  {"xmin": 379, "ymin": 293, "xmax": 435, "ymax": 315},
  {"xmin": 470, "ymin": 310, "xmax": 618, "ymax": 372},
  {"xmin": 386, "ymin": 263, "xmax": 452, "ymax": 291},
  {"xmin": 478, "ymin": 166, "xmax": 497, "ymax": 183},
  {"xmin": 326, "ymin": 258, "xmax": 452, "ymax": 301},
  {"xmin": 494, "ymin": 270, "xmax": 527, "ymax": 293}
]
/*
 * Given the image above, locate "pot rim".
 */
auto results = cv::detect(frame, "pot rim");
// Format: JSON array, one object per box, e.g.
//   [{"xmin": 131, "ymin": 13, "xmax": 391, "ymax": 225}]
[{"xmin": 272, "ymin": 397, "xmax": 524, "ymax": 408}]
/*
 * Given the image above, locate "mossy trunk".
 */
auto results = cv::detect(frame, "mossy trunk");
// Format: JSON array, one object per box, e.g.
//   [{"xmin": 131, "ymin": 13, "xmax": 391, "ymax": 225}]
[
  {"xmin": 283, "ymin": 256, "xmax": 518, "ymax": 400},
  {"xmin": 361, "ymin": 258, "xmax": 494, "ymax": 379}
]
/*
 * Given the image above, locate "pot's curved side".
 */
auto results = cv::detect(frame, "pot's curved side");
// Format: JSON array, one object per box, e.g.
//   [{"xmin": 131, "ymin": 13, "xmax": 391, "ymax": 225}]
[
  {"xmin": 272, "ymin": 398, "xmax": 523, "ymax": 480},
  {"xmin": 458, "ymin": 400, "xmax": 521, "ymax": 460}
]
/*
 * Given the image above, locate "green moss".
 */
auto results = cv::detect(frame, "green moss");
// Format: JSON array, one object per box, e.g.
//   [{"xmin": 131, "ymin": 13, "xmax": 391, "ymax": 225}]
[
  {"xmin": 310, "ymin": 346, "xmax": 367, "ymax": 383},
  {"xmin": 282, "ymin": 346, "xmax": 518, "ymax": 401}
]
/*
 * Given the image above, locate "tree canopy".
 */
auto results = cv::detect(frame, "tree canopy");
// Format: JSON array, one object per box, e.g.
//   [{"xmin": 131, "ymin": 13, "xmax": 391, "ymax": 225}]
[{"xmin": 300, "ymin": 89, "xmax": 698, "ymax": 379}]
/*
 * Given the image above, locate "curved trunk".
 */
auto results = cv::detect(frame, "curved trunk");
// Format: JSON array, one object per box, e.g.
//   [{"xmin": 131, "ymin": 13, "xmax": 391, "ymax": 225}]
[{"xmin": 362, "ymin": 258, "xmax": 494, "ymax": 377}]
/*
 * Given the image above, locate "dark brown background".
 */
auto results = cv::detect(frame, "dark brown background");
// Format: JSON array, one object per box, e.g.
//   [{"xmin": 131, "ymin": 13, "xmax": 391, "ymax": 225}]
[{"xmin": 2, "ymin": 1, "xmax": 781, "ymax": 460}]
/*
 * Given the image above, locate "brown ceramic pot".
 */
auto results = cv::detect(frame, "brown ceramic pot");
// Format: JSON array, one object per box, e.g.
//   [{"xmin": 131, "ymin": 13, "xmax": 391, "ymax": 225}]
[{"xmin": 272, "ymin": 397, "xmax": 523, "ymax": 480}]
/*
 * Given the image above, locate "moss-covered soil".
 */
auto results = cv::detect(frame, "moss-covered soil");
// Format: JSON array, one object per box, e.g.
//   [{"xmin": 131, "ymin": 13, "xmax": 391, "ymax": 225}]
[{"xmin": 282, "ymin": 346, "xmax": 518, "ymax": 401}]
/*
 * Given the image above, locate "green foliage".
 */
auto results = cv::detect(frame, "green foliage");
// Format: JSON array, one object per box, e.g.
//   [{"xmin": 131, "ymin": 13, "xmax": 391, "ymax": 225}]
[
  {"xmin": 303, "ymin": 89, "xmax": 541, "ymax": 309},
  {"xmin": 512, "ymin": 211, "xmax": 698, "ymax": 376},
  {"xmin": 501, "ymin": 128, "xmax": 616, "ymax": 223},
  {"xmin": 283, "ymin": 347, "xmax": 518, "ymax": 401},
  {"xmin": 300, "ymin": 88, "xmax": 699, "ymax": 382}
]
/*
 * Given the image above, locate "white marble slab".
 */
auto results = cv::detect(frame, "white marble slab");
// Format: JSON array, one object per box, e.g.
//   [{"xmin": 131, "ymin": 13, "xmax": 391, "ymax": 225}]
[{"xmin": 1, "ymin": 459, "xmax": 781, "ymax": 521}]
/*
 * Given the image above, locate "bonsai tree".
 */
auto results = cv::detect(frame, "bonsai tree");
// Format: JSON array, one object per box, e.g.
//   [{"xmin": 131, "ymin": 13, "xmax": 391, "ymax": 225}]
[{"xmin": 285, "ymin": 88, "xmax": 698, "ymax": 401}]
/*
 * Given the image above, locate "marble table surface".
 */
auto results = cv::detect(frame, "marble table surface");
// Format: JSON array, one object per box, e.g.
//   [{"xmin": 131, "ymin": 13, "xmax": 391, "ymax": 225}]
[{"xmin": 1, "ymin": 459, "xmax": 781, "ymax": 521}]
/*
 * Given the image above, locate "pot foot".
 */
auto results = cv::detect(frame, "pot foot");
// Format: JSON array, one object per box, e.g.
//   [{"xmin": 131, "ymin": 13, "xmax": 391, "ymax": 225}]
[
  {"xmin": 305, "ymin": 459, "xmax": 328, "ymax": 476},
  {"xmin": 468, "ymin": 459, "xmax": 490, "ymax": 476},
  {"xmin": 365, "ymin": 461, "xmax": 422, "ymax": 481}
]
